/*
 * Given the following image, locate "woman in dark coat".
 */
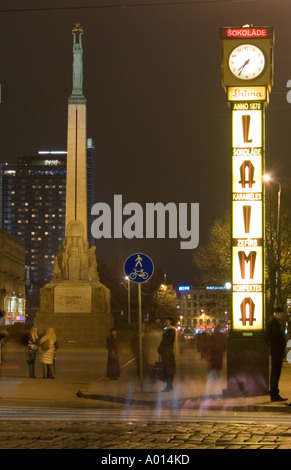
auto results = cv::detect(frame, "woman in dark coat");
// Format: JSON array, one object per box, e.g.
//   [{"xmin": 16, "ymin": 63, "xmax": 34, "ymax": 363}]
[
  {"xmin": 158, "ymin": 316, "xmax": 176, "ymax": 392},
  {"xmin": 27, "ymin": 326, "xmax": 38, "ymax": 378},
  {"xmin": 106, "ymin": 328, "xmax": 120, "ymax": 380}
]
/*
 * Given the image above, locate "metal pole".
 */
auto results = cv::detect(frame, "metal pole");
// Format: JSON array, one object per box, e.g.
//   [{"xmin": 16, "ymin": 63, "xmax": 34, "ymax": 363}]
[
  {"xmin": 138, "ymin": 283, "xmax": 143, "ymax": 392},
  {"xmin": 275, "ymin": 181, "xmax": 282, "ymax": 306}
]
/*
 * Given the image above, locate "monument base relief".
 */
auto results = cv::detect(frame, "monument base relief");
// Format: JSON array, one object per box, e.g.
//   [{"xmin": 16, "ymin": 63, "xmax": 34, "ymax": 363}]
[{"xmin": 35, "ymin": 220, "xmax": 112, "ymax": 343}]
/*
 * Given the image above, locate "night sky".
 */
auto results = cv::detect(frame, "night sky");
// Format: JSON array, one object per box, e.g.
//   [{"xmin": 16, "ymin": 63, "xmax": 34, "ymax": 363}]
[{"xmin": 1, "ymin": 0, "xmax": 291, "ymax": 287}]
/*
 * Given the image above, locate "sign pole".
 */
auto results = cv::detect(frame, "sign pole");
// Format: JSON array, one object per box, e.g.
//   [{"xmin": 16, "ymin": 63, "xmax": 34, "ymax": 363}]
[
  {"xmin": 138, "ymin": 283, "xmax": 143, "ymax": 392},
  {"xmin": 123, "ymin": 253, "xmax": 154, "ymax": 394}
]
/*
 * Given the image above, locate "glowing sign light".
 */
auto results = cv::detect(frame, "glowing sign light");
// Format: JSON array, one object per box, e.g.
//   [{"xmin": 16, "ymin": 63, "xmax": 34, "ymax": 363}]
[
  {"xmin": 227, "ymin": 87, "xmax": 267, "ymax": 102},
  {"xmin": 220, "ymin": 27, "xmax": 273, "ymax": 39}
]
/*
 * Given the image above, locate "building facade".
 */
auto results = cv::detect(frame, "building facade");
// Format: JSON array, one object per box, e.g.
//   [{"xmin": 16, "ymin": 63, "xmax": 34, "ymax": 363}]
[
  {"xmin": 0, "ymin": 229, "xmax": 26, "ymax": 324},
  {"xmin": 178, "ymin": 286, "xmax": 230, "ymax": 332}
]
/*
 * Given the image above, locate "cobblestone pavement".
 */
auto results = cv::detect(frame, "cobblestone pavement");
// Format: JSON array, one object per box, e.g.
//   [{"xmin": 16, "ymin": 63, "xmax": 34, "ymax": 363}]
[
  {"xmin": 2, "ymin": 413, "xmax": 291, "ymax": 449},
  {"xmin": 2, "ymin": 344, "xmax": 291, "ymax": 451}
]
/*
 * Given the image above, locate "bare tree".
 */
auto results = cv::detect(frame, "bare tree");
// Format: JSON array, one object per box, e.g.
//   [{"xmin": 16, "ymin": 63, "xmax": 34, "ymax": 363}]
[{"xmin": 193, "ymin": 180, "xmax": 291, "ymax": 322}]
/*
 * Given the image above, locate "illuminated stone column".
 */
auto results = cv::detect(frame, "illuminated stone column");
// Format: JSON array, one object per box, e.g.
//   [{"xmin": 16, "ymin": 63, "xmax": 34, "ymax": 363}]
[
  {"xmin": 66, "ymin": 102, "xmax": 87, "ymax": 237},
  {"xmin": 65, "ymin": 23, "xmax": 87, "ymax": 238}
]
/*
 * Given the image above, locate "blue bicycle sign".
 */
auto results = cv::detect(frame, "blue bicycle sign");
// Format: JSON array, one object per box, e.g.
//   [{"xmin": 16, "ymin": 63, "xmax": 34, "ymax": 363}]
[{"xmin": 124, "ymin": 253, "xmax": 154, "ymax": 283}]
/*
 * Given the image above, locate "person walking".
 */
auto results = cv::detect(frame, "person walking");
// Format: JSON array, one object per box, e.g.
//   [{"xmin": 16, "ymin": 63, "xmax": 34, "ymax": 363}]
[
  {"xmin": 266, "ymin": 307, "xmax": 288, "ymax": 402},
  {"xmin": 207, "ymin": 327, "xmax": 227, "ymax": 376},
  {"xmin": 27, "ymin": 326, "xmax": 38, "ymax": 378},
  {"xmin": 39, "ymin": 328, "xmax": 57, "ymax": 379},
  {"xmin": 143, "ymin": 323, "xmax": 161, "ymax": 383},
  {"xmin": 106, "ymin": 328, "xmax": 120, "ymax": 380},
  {"xmin": 158, "ymin": 316, "xmax": 178, "ymax": 392}
]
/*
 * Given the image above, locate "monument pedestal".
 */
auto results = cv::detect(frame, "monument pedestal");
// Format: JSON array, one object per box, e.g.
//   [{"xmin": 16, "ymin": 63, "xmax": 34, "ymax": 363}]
[{"xmin": 35, "ymin": 280, "xmax": 113, "ymax": 343}]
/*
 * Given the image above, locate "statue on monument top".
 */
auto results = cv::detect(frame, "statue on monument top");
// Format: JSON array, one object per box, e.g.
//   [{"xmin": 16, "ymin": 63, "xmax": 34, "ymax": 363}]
[{"xmin": 72, "ymin": 23, "xmax": 84, "ymax": 95}]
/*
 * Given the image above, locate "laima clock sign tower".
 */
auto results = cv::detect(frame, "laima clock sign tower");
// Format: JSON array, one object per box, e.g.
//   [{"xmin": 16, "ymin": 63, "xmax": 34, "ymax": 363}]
[{"xmin": 220, "ymin": 25, "xmax": 274, "ymax": 396}]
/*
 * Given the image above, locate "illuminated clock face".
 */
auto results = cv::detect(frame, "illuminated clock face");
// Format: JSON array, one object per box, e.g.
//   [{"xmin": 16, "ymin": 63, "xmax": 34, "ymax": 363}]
[{"xmin": 228, "ymin": 44, "xmax": 265, "ymax": 80}]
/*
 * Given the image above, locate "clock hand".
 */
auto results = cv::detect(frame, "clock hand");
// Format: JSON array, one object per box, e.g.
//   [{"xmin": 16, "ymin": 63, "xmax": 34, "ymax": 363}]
[{"xmin": 238, "ymin": 58, "xmax": 250, "ymax": 75}]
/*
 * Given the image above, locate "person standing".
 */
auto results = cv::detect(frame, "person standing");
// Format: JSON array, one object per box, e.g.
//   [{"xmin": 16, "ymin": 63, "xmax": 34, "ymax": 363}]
[
  {"xmin": 0, "ymin": 310, "xmax": 8, "ymax": 365},
  {"xmin": 158, "ymin": 316, "xmax": 178, "ymax": 392},
  {"xmin": 27, "ymin": 326, "xmax": 38, "ymax": 378},
  {"xmin": 106, "ymin": 328, "xmax": 120, "ymax": 380},
  {"xmin": 266, "ymin": 307, "xmax": 288, "ymax": 402},
  {"xmin": 39, "ymin": 328, "xmax": 57, "ymax": 379}
]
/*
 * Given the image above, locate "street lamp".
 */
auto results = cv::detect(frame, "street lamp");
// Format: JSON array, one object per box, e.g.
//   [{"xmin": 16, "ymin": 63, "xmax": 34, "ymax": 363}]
[{"xmin": 263, "ymin": 174, "xmax": 282, "ymax": 307}]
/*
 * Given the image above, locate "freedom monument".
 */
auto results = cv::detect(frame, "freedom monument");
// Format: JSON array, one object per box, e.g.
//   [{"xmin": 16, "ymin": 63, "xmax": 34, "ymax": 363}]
[{"xmin": 35, "ymin": 24, "xmax": 112, "ymax": 342}]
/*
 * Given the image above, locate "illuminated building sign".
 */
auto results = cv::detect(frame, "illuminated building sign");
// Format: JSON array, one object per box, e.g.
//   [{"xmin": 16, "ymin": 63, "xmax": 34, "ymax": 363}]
[
  {"xmin": 227, "ymin": 87, "xmax": 267, "ymax": 102},
  {"xmin": 206, "ymin": 286, "xmax": 226, "ymax": 290},
  {"xmin": 220, "ymin": 27, "xmax": 273, "ymax": 39},
  {"xmin": 178, "ymin": 286, "xmax": 191, "ymax": 291},
  {"xmin": 231, "ymin": 99, "xmax": 265, "ymax": 330},
  {"xmin": 45, "ymin": 160, "xmax": 60, "ymax": 166}
]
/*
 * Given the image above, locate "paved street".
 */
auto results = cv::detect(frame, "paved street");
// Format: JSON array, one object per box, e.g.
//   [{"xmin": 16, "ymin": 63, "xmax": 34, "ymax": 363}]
[
  {"xmin": 2, "ymin": 340, "xmax": 291, "ymax": 452},
  {"xmin": 2, "ymin": 409, "xmax": 291, "ymax": 449}
]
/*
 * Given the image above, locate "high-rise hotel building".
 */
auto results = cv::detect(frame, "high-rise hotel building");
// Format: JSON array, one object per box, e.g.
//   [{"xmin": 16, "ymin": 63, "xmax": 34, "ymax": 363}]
[{"xmin": 0, "ymin": 140, "xmax": 96, "ymax": 291}]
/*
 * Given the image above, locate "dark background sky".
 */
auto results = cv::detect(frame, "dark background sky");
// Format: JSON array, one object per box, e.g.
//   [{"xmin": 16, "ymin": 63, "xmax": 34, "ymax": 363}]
[{"xmin": 1, "ymin": 0, "xmax": 291, "ymax": 287}]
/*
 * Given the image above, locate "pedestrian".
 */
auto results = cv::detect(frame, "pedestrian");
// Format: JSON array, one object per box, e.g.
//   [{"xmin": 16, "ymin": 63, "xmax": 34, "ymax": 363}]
[
  {"xmin": 157, "ymin": 316, "xmax": 178, "ymax": 392},
  {"xmin": 39, "ymin": 328, "xmax": 57, "ymax": 379},
  {"xmin": 266, "ymin": 306, "xmax": 288, "ymax": 402},
  {"xmin": 143, "ymin": 323, "xmax": 162, "ymax": 383},
  {"xmin": 27, "ymin": 326, "xmax": 38, "ymax": 378},
  {"xmin": 199, "ymin": 331, "xmax": 210, "ymax": 359},
  {"xmin": 203, "ymin": 327, "xmax": 227, "ymax": 399},
  {"xmin": 106, "ymin": 328, "xmax": 120, "ymax": 380},
  {"xmin": 207, "ymin": 327, "xmax": 227, "ymax": 376}
]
